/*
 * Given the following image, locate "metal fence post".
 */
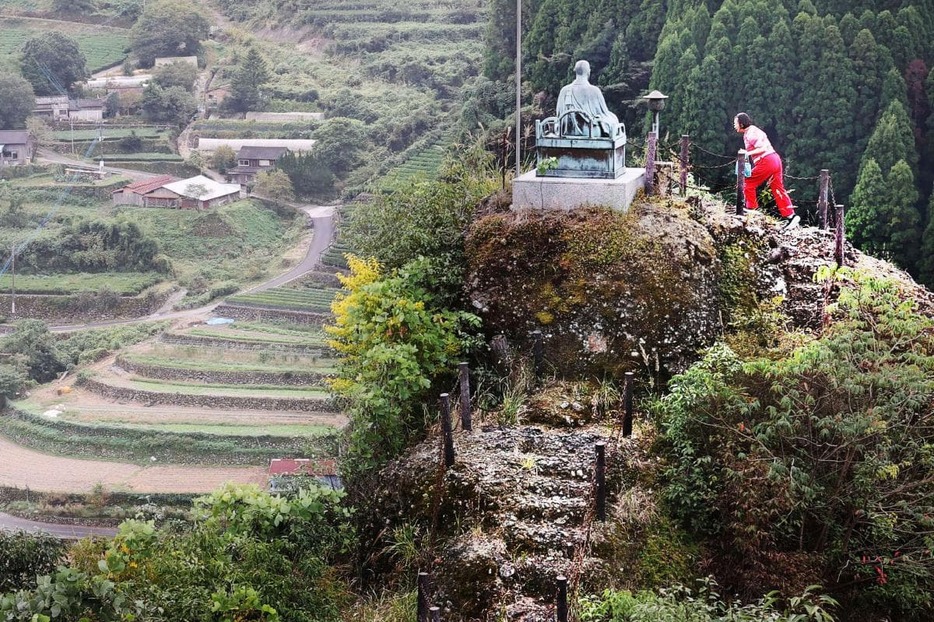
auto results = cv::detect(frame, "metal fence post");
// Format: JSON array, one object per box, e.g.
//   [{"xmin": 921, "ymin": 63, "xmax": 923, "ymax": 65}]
[
  {"xmin": 556, "ymin": 575, "xmax": 569, "ymax": 622},
  {"xmin": 818, "ymin": 169, "xmax": 829, "ymax": 230},
  {"xmin": 834, "ymin": 204, "xmax": 845, "ymax": 267},
  {"xmin": 679, "ymin": 134, "xmax": 690, "ymax": 196},
  {"xmin": 735, "ymin": 151, "xmax": 745, "ymax": 215},
  {"xmin": 595, "ymin": 442, "xmax": 606, "ymax": 522},
  {"xmin": 458, "ymin": 362, "xmax": 472, "ymax": 432},
  {"xmin": 645, "ymin": 131, "xmax": 657, "ymax": 196},
  {"xmin": 417, "ymin": 572, "xmax": 430, "ymax": 622}
]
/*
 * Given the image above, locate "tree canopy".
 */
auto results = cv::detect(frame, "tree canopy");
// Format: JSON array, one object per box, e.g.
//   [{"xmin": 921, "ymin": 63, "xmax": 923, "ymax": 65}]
[
  {"xmin": 0, "ymin": 74, "xmax": 35, "ymax": 130},
  {"xmin": 19, "ymin": 32, "xmax": 88, "ymax": 96},
  {"xmin": 225, "ymin": 47, "xmax": 270, "ymax": 113},
  {"xmin": 130, "ymin": 0, "xmax": 210, "ymax": 67}
]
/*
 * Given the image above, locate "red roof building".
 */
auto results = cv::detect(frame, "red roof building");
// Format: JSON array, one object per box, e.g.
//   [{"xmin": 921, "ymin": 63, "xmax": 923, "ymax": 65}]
[{"xmin": 112, "ymin": 175, "xmax": 176, "ymax": 206}]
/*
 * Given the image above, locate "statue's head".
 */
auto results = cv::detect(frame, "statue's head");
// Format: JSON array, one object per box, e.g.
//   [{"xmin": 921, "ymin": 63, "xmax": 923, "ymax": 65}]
[{"xmin": 574, "ymin": 60, "xmax": 591, "ymax": 79}]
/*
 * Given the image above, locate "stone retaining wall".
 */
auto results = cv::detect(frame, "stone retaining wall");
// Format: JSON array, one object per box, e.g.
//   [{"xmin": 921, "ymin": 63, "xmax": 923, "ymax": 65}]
[
  {"xmin": 213, "ymin": 303, "xmax": 332, "ymax": 326},
  {"xmin": 1, "ymin": 406, "xmax": 323, "ymax": 465},
  {"xmin": 159, "ymin": 333, "xmax": 332, "ymax": 355},
  {"xmin": 0, "ymin": 290, "xmax": 169, "ymax": 323},
  {"xmin": 79, "ymin": 377, "xmax": 336, "ymax": 413},
  {"xmin": 115, "ymin": 356, "xmax": 331, "ymax": 386}
]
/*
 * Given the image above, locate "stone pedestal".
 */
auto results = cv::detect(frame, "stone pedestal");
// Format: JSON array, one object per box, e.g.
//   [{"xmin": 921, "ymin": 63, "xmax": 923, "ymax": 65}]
[{"xmin": 511, "ymin": 168, "xmax": 646, "ymax": 212}]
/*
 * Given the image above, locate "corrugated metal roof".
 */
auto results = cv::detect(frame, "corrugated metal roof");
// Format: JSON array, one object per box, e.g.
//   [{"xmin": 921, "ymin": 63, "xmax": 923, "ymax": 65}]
[{"xmin": 162, "ymin": 175, "xmax": 241, "ymax": 201}]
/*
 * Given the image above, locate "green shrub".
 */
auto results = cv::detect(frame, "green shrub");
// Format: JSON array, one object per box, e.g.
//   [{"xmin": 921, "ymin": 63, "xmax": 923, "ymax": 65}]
[
  {"xmin": 0, "ymin": 532, "xmax": 66, "ymax": 592},
  {"xmin": 654, "ymin": 268, "xmax": 934, "ymax": 617},
  {"xmin": 327, "ymin": 255, "xmax": 481, "ymax": 480}
]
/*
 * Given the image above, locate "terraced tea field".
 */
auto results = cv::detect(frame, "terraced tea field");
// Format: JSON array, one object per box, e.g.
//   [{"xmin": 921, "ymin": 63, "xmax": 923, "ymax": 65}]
[
  {"xmin": 0, "ymin": 17, "xmax": 129, "ymax": 72},
  {"xmin": 3, "ymin": 299, "xmax": 345, "ymax": 492}
]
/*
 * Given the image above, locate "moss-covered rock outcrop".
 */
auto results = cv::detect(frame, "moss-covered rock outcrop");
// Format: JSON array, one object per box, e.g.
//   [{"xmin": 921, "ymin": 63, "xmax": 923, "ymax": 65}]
[{"xmin": 465, "ymin": 202, "xmax": 723, "ymax": 381}]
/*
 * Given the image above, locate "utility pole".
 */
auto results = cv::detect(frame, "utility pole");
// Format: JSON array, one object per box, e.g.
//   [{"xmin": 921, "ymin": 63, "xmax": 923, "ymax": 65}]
[
  {"xmin": 10, "ymin": 243, "xmax": 15, "ymax": 316},
  {"xmin": 515, "ymin": 0, "xmax": 521, "ymax": 179}
]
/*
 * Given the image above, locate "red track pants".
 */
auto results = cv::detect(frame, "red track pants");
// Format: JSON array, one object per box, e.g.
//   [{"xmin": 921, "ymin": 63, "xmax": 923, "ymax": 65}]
[{"xmin": 744, "ymin": 152, "xmax": 794, "ymax": 217}]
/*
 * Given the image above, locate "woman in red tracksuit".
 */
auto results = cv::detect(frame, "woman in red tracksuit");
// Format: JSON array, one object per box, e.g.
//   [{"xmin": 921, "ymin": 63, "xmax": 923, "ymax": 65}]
[{"xmin": 733, "ymin": 112, "xmax": 799, "ymax": 230}]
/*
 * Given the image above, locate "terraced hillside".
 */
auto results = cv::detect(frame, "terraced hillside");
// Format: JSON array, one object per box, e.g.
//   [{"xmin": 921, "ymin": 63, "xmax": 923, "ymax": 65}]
[{"xmin": 2, "ymin": 280, "xmax": 346, "ymax": 493}]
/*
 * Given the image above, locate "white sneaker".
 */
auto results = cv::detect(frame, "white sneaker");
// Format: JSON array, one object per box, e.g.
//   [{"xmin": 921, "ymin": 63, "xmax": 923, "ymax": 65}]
[{"xmin": 781, "ymin": 214, "xmax": 800, "ymax": 230}]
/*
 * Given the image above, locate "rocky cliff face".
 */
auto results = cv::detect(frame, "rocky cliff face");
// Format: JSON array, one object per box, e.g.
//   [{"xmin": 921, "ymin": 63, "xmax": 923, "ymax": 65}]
[{"xmin": 355, "ymin": 196, "xmax": 934, "ymax": 620}]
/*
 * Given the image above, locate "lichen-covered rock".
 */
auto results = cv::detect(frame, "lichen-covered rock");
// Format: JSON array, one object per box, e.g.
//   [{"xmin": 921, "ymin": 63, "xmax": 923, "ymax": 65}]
[{"xmin": 465, "ymin": 202, "xmax": 722, "ymax": 381}]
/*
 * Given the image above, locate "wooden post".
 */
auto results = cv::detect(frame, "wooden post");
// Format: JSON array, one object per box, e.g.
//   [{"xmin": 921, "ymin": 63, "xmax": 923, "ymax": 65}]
[
  {"xmin": 735, "ymin": 151, "xmax": 746, "ymax": 215},
  {"xmin": 834, "ymin": 204, "xmax": 845, "ymax": 267},
  {"xmin": 440, "ymin": 394, "xmax": 455, "ymax": 468},
  {"xmin": 595, "ymin": 442, "xmax": 606, "ymax": 522},
  {"xmin": 818, "ymin": 169, "xmax": 829, "ymax": 230},
  {"xmin": 645, "ymin": 131, "xmax": 657, "ymax": 196},
  {"xmin": 429, "ymin": 606, "xmax": 441, "ymax": 622},
  {"xmin": 556, "ymin": 575, "xmax": 569, "ymax": 622},
  {"xmin": 679, "ymin": 134, "xmax": 690, "ymax": 196},
  {"xmin": 417, "ymin": 572, "xmax": 430, "ymax": 622},
  {"xmin": 458, "ymin": 362, "xmax": 472, "ymax": 432}
]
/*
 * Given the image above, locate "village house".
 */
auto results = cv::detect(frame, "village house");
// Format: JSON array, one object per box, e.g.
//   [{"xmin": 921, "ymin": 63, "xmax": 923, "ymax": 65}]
[
  {"xmin": 34, "ymin": 96, "xmax": 70, "ymax": 121},
  {"xmin": 0, "ymin": 130, "xmax": 36, "ymax": 166},
  {"xmin": 34, "ymin": 97, "xmax": 106, "ymax": 122},
  {"xmin": 111, "ymin": 175, "xmax": 241, "ymax": 209},
  {"xmin": 111, "ymin": 175, "xmax": 176, "ymax": 206},
  {"xmin": 227, "ymin": 146, "xmax": 288, "ymax": 185}
]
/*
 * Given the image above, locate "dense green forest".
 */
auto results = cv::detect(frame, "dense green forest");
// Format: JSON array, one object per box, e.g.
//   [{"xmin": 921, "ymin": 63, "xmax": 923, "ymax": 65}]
[{"xmin": 478, "ymin": 0, "xmax": 934, "ymax": 281}]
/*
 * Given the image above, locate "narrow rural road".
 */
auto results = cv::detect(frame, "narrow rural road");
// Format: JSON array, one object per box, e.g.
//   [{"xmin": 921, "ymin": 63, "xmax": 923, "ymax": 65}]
[{"xmin": 0, "ymin": 512, "xmax": 117, "ymax": 539}]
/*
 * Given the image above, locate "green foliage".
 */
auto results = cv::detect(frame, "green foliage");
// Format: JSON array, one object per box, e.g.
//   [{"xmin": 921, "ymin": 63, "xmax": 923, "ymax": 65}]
[
  {"xmin": 141, "ymin": 83, "xmax": 198, "ymax": 125},
  {"xmin": 578, "ymin": 580, "xmax": 838, "ymax": 622},
  {"xmin": 0, "ymin": 361, "xmax": 29, "ymax": 401},
  {"xmin": 152, "ymin": 60, "xmax": 199, "ymax": 92},
  {"xmin": 345, "ymin": 139, "xmax": 497, "ymax": 274},
  {"xmin": 0, "ymin": 483, "xmax": 351, "ymax": 622},
  {"xmin": 0, "ymin": 74, "xmax": 34, "ymax": 130},
  {"xmin": 19, "ymin": 31, "xmax": 88, "ymax": 96},
  {"xmin": 326, "ymin": 255, "xmax": 482, "ymax": 479},
  {"xmin": 130, "ymin": 0, "xmax": 209, "ymax": 66},
  {"xmin": 15, "ymin": 219, "xmax": 165, "ymax": 274},
  {"xmin": 0, "ymin": 319, "xmax": 68, "ymax": 384},
  {"xmin": 58, "ymin": 321, "xmax": 169, "ymax": 366},
  {"xmin": 0, "ymin": 532, "xmax": 65, "ymax": 593},
  {"xmin": 848, "ymin": 101, "xmax": 923, "ymax": 271},
  {"xmin": 277, "ymin": 150, "xmax": 336, "ymax": 197},
  {"xmin": 0, "ymin": 565, "xmax": 143, "ymax": 622},
  {"xmin": 655, "ymin": 269, "xmax": 934, "ymax": 617},
  {"xmin": 226, "ymin": 47, "xmax": 272, "ymax": 113},
  {"xmin": 210, "ymin": 144, "xmax": 237, "ymax": 173},
  {"xmin": 254, "ymin": 169, "xmax": 295, "ymax": 203}
]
